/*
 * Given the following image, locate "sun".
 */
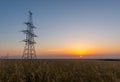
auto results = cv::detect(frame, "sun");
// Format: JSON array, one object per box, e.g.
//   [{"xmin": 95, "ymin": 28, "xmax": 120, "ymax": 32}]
[{"xmin": 79, "ymin": 55, "xmax": 83, "ymax": 58}]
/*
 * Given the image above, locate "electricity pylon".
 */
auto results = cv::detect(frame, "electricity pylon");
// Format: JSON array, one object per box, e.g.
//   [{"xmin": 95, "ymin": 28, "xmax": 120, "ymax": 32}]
[{"xmin": 21, "ymin": 11, "xmax": 37, "ymax": 59}]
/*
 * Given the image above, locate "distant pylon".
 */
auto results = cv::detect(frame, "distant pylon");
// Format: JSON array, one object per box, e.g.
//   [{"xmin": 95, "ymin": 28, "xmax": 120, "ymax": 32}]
[{"xmin": 21, "ymin": 11, "xmax": 37, "ymax": 59}]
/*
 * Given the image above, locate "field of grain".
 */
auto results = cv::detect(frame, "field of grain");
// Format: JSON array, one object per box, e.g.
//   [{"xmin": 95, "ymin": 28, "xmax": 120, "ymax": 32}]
[{"xmin": 0, "ymin": 59, "xmax": 120, "ymax": 82}]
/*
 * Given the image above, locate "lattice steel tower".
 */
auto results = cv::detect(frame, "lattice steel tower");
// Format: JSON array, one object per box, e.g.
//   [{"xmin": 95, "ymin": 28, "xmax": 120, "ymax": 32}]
[{"xmin": 22, "ymin": 11, "xmax": 37, "ymax": 59}]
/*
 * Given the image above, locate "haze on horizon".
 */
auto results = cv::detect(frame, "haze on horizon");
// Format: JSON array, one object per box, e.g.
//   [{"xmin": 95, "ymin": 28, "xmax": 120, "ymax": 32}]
[{"xmin": 0, "ymin": 0, "xmax": 120, "ymax": 59}]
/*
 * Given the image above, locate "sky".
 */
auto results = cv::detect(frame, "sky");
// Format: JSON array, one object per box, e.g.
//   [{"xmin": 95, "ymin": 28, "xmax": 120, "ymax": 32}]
[{"xmin": 0, "ymin": 0, "xmax": 120, "ymax": 59}]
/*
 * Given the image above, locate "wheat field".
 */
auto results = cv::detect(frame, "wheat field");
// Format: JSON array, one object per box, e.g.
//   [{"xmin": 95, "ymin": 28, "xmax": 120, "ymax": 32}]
[{"xmin": 0, "ymin": 59, "xmax": 120, "ymax": 82}]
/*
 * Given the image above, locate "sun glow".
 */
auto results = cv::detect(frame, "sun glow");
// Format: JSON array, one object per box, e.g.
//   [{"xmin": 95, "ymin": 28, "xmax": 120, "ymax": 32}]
[
  {"xmin": 73, "ymin": 50, "xmax": 86, "ymax": 55},
  {"xmin": 72, "ymin": 49, "xmax": 89, "ymax": 56}
]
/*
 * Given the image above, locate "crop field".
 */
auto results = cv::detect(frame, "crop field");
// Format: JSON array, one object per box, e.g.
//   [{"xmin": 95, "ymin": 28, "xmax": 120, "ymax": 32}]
[{"xmin": 0, "ymin": 59, "xmax": 120, "ymax": 82}]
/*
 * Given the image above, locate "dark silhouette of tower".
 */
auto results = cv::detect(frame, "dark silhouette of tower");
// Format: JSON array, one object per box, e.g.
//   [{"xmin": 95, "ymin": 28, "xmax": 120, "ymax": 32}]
[{"xmin": 22, "ymin": 11, "xmax": 37, "ymax": 59}]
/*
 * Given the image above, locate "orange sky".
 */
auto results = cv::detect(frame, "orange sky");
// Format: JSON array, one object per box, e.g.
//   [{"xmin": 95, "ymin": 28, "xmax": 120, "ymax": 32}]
[{"xmin": 0, "ymin": 42, "xmax": 120, "ymax": 58}]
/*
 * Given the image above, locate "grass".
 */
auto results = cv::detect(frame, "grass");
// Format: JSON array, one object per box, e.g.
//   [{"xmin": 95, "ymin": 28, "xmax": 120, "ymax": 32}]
[{"xmin": 0, "ymin": 59, "xmax": 120, "ymax": 82}]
